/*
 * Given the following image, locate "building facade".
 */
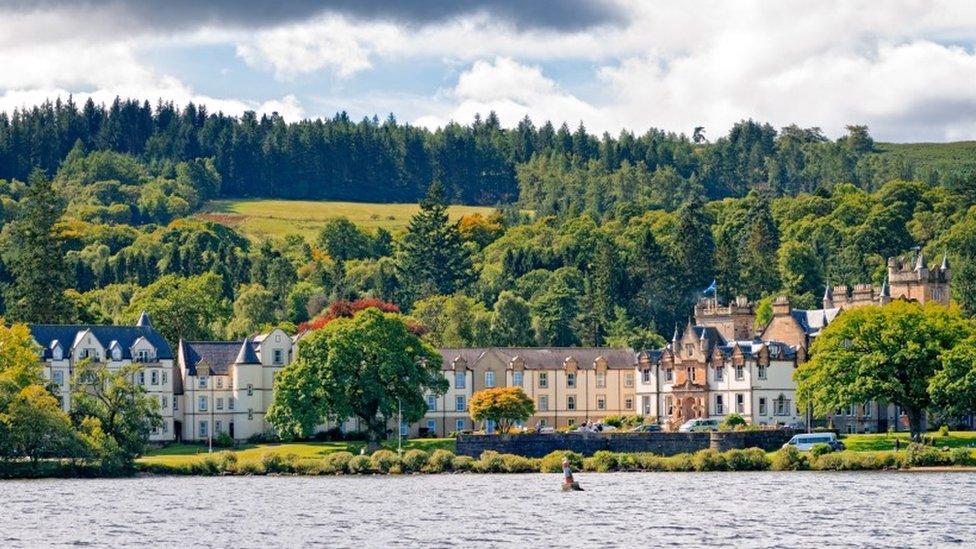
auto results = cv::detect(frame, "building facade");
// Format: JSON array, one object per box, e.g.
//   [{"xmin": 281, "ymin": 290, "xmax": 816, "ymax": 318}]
[{"xmin": 29, "ymin": 312, "xmax": 177, "ymax": 442}]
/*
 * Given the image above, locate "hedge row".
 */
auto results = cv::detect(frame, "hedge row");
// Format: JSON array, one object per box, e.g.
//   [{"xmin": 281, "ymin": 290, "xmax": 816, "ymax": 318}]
[{"xmin": 137, "ymin": 443, "xmax": 976, "ymax": 476}]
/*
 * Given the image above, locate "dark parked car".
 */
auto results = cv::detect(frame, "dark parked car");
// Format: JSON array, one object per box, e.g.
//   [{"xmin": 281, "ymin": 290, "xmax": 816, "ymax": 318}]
[{"xmin": 629, "ymin": 424, "xmax": 662, "ymax": 433}]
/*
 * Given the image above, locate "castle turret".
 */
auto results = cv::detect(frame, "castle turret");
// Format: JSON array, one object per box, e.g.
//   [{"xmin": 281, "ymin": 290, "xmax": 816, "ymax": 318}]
[{"xmin": 822, "ymin": 283, "xmax": 833, "ymax": 309}]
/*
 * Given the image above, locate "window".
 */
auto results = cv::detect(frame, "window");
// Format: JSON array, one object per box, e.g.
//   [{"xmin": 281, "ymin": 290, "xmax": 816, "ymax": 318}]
[
  {"xmin": 624, "ymin": 373, "xmax": 634, "ymax": 388},
  {"xmin": 567, "ymin": 395, "xmax": 576, "ymax": 411},
  {"xmin": 758, "ymin": 364, "xmax": 767, "ymax": 380},
  {"xmin": 199, "ymin": 421, "xmax": 208, "ymax": 437},
  {"xmin": 863, "ymin": 403, "xmax": 872, "ymax": 417},
  {"xmin": 596, "ymin": 372, "xmax": 606, "ymax": 388},
  {"xmin": 215, "ymin": 420, "xmax": 223, "ymax": 434},
  {"xmin": 665, "ymin": 396, "xmax": 673, "ymax": 415},
  {"xmin": 685, "ymin": 343, "xmax": 694, "ymax": 356},
  {"xmin": 538, "ymin": 372, "xmax": 548, "ymax": 388},
  {"xmin": 485, "ymin": 371, "xmax": 495, "ymax": 388},
  {"xmin": 247, "ymin": 409, "xmax": 254, "ymax": 421},
  {"xmin": 52, "ymin": 370, "xmax": 64, "ymax": 385},
  {"xmin": 426, "ymin": 394, "xmax": 437, "ymax": 411},
  {"xmin": 735, "ymin": 393, "xmax": 744, "ymax": 414},
  {"xmin": 216, "ymin": 377, "xmax": 224, "ymax": 389},
  {"xmin": 198, "ymin": 396, "xmax": 207, "ymax": 411},
  {"xmin": 735, "ymin": 364, "xmax": 744, "ymax": 381},
  {"xmin": 538, "ymin": 395, "xmax": 549, "ymax": 412},
  {"xmin": 775, "ymin": 395, "xmax": 790, "ymax": 416},
  {"xmin": 624, "ymin": 398, "xmax": 633, "ymax": 410},
  {"xmin": 759, "ymin": 397, "xmax": 767, "ymax": 416},
  {"xmin": 642, "ymin": 396, "xmax": 652, "ymax": 415},
  {"xmin": 138, "ymin": 371, "xmax": 145, "ymax": 385},
  {"xmin": 161, "ymin": 396, "xmax": 168, "ymax": 410},
  {"xmin": 485, "ymin": 419, "xmax": 496, "ymax": 434},
  {"xmin": 247, "ymin": 384, "xmax": 253, "ymax": 396},
  {"xmin": 273, "ymin": 349, "xmax": 284, "ymax": 365},
  {"xmin": 198, "ymin": 376, "xmax": 207, "ymax": 389},
  {"xmin": 455, "ymin": 419, "xmax": 466, "ymax": 431},
  {"xmin": 112, "ymin": 348, "xmax": 122, "ymax": 361},
  {"xmin": 568, "ymin": 418, "xmax": 576, "ymax": 427},
  {"xmin": 173, "ymin": 398, "xmax": 178, "ymax": 411},
  {"xmin": 455, "ymin": 395, "xmax": 466, "ymax": 412},
  {"xmin": 135, "ymin": 349, "xmax": 148, "ymax": 362},
  {"xmin": 566, "ymin": 372, "xmax": 576, "ymax": 388},
  {"xmin": 715, "ymin": 394, "xmax": 724, "ymax": 415},
  {"xmin": 455, "ymin": 371, "xmax": 466, "ymax": 389},
  {"xmin": 714, "ymin": 365, "xmax": 724, "ymax": 382},
  {"xmin": 665, "ymin": 368, "xmax": 673, "ymax": 382},
  {"xmin": 513, "ymin": 371, "xmax": 523, "ymax": 387},
  {"xmin": 642, "ymin": 369, "xmax": 651, "ymax": 383},
  {"xmin": 275, "ymin": 333, "xmax": 282, "ymax": 343},
  {"xmin": 426, "ymin": 419, "xmax": 436, "ymax": 432},
  {"xmin": 686, "ymin": 366, "xmax": 694, "ymax": 383},
  {"xmin": 400, "ymin": 421, "xmax": 408, "ymax": 436},
  {"xmin": 216, "ymin": 397, "xmax": 224, "ymax": 410},
  {"xmin": 161, "ymin": 421, "xmax": 168, "ymax": 434},
  {"xmin": 162, "ymin": 370, "xmax": 168, "ymax": 385},
  {"xmin": 597, "ymin": 395, "xmax": 606, "ymax": 410},
  {"xmin": 228, "ymin": 397, "xmax": 235, "ymax": 410},
  {"xmin": 53, "ymin": 346, "xmax": 63, "ymax": 361},
  {"xmin": 151, "ymin": 370, "xmax": 159, "ymax": 385}
]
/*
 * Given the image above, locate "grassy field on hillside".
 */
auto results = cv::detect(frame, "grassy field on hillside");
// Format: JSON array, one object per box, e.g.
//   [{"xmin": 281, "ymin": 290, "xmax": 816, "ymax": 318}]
[
  {"xmin": 196, "ymin": 199, "xmax": 500, "ymax": 240},
  {"xmin": 138, "ymin": 438, "xmax": 456, "ymax": 467}
]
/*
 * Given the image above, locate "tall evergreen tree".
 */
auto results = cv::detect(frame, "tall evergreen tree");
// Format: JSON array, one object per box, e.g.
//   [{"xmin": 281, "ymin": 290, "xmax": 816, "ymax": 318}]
[
  {"xmin": 672, "ymin": 195, "xmax": 715, "ymax": 298},
  {"xmin": 396, "ymin": 182, "xmax": 474, "ymax": 305},
  {"xmin": 3, "ymin": 170, "xmax": 72, "ymax": 323},
  {"xmin": 739, "ymin": 192, "xmax": 780, "ymax": 299}
]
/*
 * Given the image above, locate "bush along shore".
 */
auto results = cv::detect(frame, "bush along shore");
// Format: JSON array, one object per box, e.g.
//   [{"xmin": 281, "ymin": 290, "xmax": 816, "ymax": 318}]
[{"xmin": 134, "ymin": 443, "xmax": 976, "ymax": 476}]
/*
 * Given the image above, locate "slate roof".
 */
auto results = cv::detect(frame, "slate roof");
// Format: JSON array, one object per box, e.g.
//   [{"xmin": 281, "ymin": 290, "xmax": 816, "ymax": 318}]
[
  {"xmin": 29, "ymin": 323, "xmax": 173, "ymax": 360},
  {"xmin": 790, "ymin": 307, "xmax": 841, "ymax": 337},
  {"xmin": 178, "ymin": 339, "xmax": 260, "ymax": 376},
  {"xmin": 718, "ymin": 340, "xmax": 797, "ymax": 360},
  {"xmin": 438, "ymin": 347, "xmax": 638, "ymax": 371}
]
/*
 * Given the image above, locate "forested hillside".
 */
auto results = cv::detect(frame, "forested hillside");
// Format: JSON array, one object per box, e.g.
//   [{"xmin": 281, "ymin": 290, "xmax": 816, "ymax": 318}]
[
  {"xmin": 0, "ymin": 98, "xmax": 965, "ymax": 206},
  {"xmin": 2, "ymin": 98, "xmax": 976, "ymax": 352}
]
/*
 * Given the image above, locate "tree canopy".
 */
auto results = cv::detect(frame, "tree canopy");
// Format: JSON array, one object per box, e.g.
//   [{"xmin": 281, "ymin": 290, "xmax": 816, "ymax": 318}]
[{"xmin": 469, "ymin": 387, "xmax": 535, "ymax": 433}]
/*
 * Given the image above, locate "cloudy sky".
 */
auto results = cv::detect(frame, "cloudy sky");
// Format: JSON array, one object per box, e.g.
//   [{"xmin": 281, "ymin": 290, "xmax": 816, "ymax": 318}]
[{"xmin": 2, "ymin": 0, "xmax": 976, "ymax": 141}]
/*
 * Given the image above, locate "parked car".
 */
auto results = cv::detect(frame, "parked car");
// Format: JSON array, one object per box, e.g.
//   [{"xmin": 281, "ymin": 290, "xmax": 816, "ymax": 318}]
[
  {"xmin": 678, "ymin": 418, "xmax": 720, "ymax": 432},
  {"xmin": 629, "ymin": 424, "xmax": 662, "ymax": 433},
  {"xmin": 783, "ymin": 432, "xmax": 844, "ymax": 451}
]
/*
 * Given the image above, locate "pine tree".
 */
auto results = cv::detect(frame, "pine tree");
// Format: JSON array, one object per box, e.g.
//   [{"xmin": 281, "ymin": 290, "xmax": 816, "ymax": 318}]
[
  {"xmin": 672, "ymin": 194, "xmax": 715, "ymax": 296},
  {"xmin": 397, "ymin": 182, "xmax": 474, "ymax": 305},
  {"xmin": 4, "ymin": 169, "xmax": 72, "ymax": 323},
  {"xmin": 740, "ymin": 192, "xmax": 780, "ymax": 299}
]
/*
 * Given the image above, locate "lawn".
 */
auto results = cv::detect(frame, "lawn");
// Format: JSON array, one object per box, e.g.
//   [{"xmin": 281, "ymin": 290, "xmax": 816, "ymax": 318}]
[
  {"xmin": 195, "ymin": 199, "xmax": 501, "ymax": 241},
  {"xmin": 840, "ymin": 431, "xmax": 976, "ymax": 452},
  {"xmin": 138, "ymin": 438, "xmax": 456, "ymax": 467}
]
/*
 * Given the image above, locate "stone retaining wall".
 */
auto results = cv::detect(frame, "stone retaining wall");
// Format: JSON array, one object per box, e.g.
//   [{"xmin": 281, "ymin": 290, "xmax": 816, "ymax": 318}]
[{"xmin": 456, "ymin": 430, "xmax": 795, "ymax": 458}]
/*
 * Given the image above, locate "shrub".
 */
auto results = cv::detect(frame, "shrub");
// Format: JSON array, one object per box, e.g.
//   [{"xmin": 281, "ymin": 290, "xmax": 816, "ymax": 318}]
[
  {"xmin": 615, "ymin": 452, "xmax": 640, "ymax": 471},
  {"xmin": 771, "ymin": 446, "xmax": 808, "ymax": 471},
  {"xmin": 587, "ymin": 450, "xmax": 619, "ymax": 472},
  {"xmin": 540, "ymin": 450, "xmax": 584, "ymax": 473},
  {"xmin": 719, "ymin": 413, "xmax": 747, "ymax": 431},
  {"xmin": 692, "ymin": 449, "xmax": 728, "ymax": 471},
  {"xmin": 451, "ymin": 455, "xmax": 476, "ymax": 472},
  {"xmin": 213, "ymin": 432, "xmax": 235, "ymax": 448},
  {"xmin": 905, "ymin": 442, "xmax": 948, "ymax": 467},
  {"xmin": 502, "ymin": 454, "xmax": 538, "ymax": 473},
  {"xmin": 477, "ymin": 451, "xmax": 507, "ymax": 473},
  {"xmin": 810, "ymin": 443, "xmax": 834, "ymax": 458},
  {"xmin": 322, "ymin": 451, "xmax": 354, "ymax": 474},
  {"xmin": 401, "ymin": 449, "xmax": 430, "ymax": 473},
  {"xmin": 217, "ymin": 450, "xmax": 238, "ymax": 472},
  {"xmin": 725, "ymin": 448, "xmax": 770, "ymax": 471},
  {"xmin": 425, "ymin": 449, "xmax": 456, "ymax": 473},
  {"xmin": 261, "ymin": 452, "xmax": 298, "ymax": 473},
  {"xmin": 602, "ymin": 415, "xmax": 624, "ymax": 428},
  {"xmin": 663, "ymin": 453, "xmax": 695, "ymax": 472},
  {"xmin": 938, "ymin": 425, "xmax": 950, "ymax": 438},
  {"xmin": 812, "ymin": 451, "xmax": 900, "ymax": 471},
  {"xmin": 950, "ymin": 448, "xmax": 976, "ymax": 466},
  {"xmin": 237, "ymin": 459, "xmax": 265, "ymax": 475},
  {"xmin": 347, "ymin": 455, "xmax": 373, "ymax": 474},
  {"xmin": 370, "ymin": 450, "xmax": 400, "ymax": 473}
]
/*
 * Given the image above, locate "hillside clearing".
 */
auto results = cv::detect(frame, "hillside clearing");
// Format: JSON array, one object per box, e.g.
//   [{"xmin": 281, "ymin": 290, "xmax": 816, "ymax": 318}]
[{"xmin": 196, "ymin": 199, "xmax": 502, "ymax": 240}]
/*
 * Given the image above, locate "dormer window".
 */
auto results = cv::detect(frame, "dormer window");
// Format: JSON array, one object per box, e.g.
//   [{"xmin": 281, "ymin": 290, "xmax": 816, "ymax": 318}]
[
  {"xmin": 685, "ymin": 344, "xmax": 694, "ymax": 356},
  {"xmin": 52, "ymin": 345, "xmax": 63, "ymax": 361},
  {"xmin": 112, "ymin": 347, "xmax": 122, "ymax": 361}
]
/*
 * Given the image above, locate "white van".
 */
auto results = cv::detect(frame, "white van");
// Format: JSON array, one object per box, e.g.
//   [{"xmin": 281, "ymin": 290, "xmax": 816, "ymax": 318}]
[
  {"xmin": 783, "ymin": 432, "xmax": 842, "ymax": 451},
  {"xmin": 678, "ymin": 418, "xmax": 720, "ymax": 432}
]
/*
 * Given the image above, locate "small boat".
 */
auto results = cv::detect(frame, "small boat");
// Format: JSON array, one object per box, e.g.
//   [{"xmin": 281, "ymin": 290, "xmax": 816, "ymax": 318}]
[{"xmin": 561, "ymin": 481, "xmax": 584, "ymax": 491}]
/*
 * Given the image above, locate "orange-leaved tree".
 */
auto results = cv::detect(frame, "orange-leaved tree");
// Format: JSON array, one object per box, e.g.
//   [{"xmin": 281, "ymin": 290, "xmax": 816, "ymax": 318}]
[{"xmin": 469, "ymin": 387, "xmax": 535, "ymax": 434}]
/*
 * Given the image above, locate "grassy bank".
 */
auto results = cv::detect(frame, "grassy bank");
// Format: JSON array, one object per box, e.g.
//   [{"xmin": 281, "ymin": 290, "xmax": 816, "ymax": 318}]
[
  {"xmin": 135, "ymin": 443, "xmax": 976, "ymax": 476},
  {"xmin": 195, "ymin": 199, "xmax": 500, "ymax": 240},
  {"xmin": 840, "ymin": 431, "xmax": 976, "ymax": 451}
]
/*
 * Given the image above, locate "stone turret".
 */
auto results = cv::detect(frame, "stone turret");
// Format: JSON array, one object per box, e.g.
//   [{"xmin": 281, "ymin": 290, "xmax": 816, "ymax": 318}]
[
  {"xmin": 694, "ymin": 295, "xmax": 755, "ymax": 341},
  {"xmin": 822, "ymin": 284, "xmax": 833, "ymax": 309},
  {"xmin": 887, "ymin": 251, "xmax": 950, "ymax": 305}
]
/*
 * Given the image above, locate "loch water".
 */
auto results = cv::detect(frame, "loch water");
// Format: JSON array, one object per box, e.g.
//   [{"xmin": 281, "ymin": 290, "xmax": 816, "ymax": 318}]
[{"xmin": 1, "ymin": 472, "xmax": 975, "ymax": 547}]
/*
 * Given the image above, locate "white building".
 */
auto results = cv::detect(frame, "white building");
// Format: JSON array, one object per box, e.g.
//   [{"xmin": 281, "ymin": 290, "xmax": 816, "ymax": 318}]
[{"xmin": 29, "ymin": 312, "xmax": 177, "ymax": 442}]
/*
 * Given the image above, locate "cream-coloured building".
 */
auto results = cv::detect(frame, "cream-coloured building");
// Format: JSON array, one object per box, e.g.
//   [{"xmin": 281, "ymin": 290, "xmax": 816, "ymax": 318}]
[
  {"xmin": 29, "ymin": 312, "xmax": 177, "ymax": 442},
  {"xmin": 175, "ymin": 328, "xmax": 296, "ymax": 442}
]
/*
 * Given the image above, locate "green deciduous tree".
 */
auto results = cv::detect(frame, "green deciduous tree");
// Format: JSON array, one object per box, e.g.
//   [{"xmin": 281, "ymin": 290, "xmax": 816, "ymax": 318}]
[
  {"xmin": 226, "ymin": 283, "xmax": 277, "ymax": 338},
  {"xmin": 3, "ymin": 169, "xmax": 72, "ymax": 323},
  {"xmin": 796, "ymin": 301, "xmax": 971, "ymax": 438},
  {"xmin": 469, "ymin": 387, "xmax": 535, "ymax": 433},
  {"xmin": 411, "ymin": 294, "xmax": 490, "ymax": 348},
  {"xmin": 929, "ymin": 335, "xmax": 976, "ymax": 424},
  {"xmin": 267, "ymin": 308, "xmax": 446, "ymax": 449},
  {"xmin": 490, "ymin": 291, "xmax": 534, "ymax": 346},
  {"xmin": 125, "ymin": 272, "xmax": 229, "ymax": 343},
  {"xmin": 0, "ymin": 385, "xmax": 76, "ymax": 466},
  {"xmin": 317, "ymin": 217, "xmax": 374, "ymax": 261}
]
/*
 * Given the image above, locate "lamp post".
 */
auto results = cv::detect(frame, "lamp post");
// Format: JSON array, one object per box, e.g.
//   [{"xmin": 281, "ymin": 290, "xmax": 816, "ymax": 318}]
[{"xmin": 397, "ymin": 396, "xmax": 402, "ymax": 454}]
